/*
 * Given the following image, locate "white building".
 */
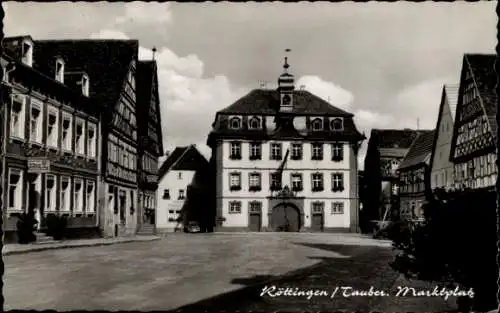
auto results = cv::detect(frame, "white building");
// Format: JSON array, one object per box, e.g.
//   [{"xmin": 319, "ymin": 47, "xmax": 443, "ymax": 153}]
[
  {"xmin": 156, "ymin": 145, "xmax": 210, "ymax": 233},
  {"xmin": 207, "ymin": 56, "xmax": 365, "ymax": 232},
  {"xmin": 429, "ymin": 84, "xmax": 458, "ymax": 191}
]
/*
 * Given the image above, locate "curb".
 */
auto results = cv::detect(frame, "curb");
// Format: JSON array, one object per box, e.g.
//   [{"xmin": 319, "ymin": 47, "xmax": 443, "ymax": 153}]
[{"xmin": 3, "ymin": 237, "xmax": 161, "ymax": 256}]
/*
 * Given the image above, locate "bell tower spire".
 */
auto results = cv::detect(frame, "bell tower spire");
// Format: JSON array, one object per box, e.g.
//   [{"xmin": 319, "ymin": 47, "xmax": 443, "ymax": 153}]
[{"xmin": 278, "ymin": 48, "xmax": 295, "ymax": 112}]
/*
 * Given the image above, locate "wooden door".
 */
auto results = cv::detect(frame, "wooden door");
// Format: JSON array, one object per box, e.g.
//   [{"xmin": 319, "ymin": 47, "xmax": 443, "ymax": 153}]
[
  {"xmin": 271, "ymin": 204, "xmax": 300, "ymax": 232},
  {"xmin": 311, "ymin": 214, "xmax": 324, "ymax": 232},
  {"xmin": 249, "ymin": 213, "xmax": 261, "ymax": 232}
]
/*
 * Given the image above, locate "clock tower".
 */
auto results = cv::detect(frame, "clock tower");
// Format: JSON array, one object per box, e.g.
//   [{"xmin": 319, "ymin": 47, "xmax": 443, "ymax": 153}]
[{"xmin": 277, "ymin": 49, "xmax": 295, "ymax": 113}]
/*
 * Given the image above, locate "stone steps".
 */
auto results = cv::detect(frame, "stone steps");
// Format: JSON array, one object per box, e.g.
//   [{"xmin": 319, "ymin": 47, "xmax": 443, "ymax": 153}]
[
  {"xmin": 137, "ymin": 224, "xmax": 155, "ymax": 236},
  {"xmin": 35, "ymin": 232, "xmax": 60, "ymax": 245}
]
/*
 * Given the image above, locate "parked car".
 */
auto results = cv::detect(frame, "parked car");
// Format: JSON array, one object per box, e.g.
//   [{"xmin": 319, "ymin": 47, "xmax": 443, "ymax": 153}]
[{"xmin": 184, "ymin": 221, "xmax": 201, "ymax": 233}]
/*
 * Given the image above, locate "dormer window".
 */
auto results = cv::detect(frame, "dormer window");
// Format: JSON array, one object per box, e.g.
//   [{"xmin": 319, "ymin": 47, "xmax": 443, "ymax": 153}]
[
  {"xmin": 330, "ymin": 118, "xmax": 344, "ymax": 131},
  {"xmin": 229, "ymin": 117, "xmax": 241, "ymax": 130},
  {"xmin": 55, "ymin": 59, "xmax": 65, "ymax": 83},
  {"xmin": 311, "ymin": 118, "xmax": 323, "ymax": 131},
  {"xmin": 21, "ymin": 41, "xmax": 33, "ymax": 67},
  {"xmin": 82, "ymin": 74, "xmax": 89, "ymax": 97},
  {"xmin": 248, "ymin": 116, "xmax": 261, "ymax": 129}
]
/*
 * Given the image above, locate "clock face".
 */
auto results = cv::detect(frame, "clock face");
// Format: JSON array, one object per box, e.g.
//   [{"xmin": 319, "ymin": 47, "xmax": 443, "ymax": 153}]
[{"xmin": 282, "ymin": 94, "xmax": 291, "ymax": 105}]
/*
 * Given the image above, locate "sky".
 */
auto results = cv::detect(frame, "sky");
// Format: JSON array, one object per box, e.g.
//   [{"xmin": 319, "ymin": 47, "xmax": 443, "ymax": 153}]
[{"xmin": 3, "ymin": 2, "xmax": 497, "ymax": 168}]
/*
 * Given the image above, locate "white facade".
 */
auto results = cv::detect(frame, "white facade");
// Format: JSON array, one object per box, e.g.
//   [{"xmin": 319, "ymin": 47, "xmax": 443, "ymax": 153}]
[
  {"xmin": 156, "ymin": 169, "xmax": 195, "ymax": 232},
  {"xmin": 215, "ymin": 140, "xmax": 358, "ymax": 230}
]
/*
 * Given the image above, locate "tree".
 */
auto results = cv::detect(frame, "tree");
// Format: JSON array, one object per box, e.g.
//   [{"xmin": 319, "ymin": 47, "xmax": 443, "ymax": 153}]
[{"xmin": 388, "ymin": 187, "xmax": 498, "ymax": 311}]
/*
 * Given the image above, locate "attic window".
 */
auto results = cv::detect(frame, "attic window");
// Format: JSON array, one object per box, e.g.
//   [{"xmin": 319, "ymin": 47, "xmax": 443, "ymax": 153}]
[
  {"xmin": 21, "ymin": 42, "xmax": 33, "ymax": 67},
  {"xmin": 330, "ymin": 118, "xmax": 344, "ymax": 131},
  {"xmin": 229, "ymin": 117, "xmax": 241, "ymax": 130},
  {"xmin": 82, "ymin": 75, "xmax": 89, "ymax": 97},
  {"xmin": 55, "ymin": 59, "xmax": 65, "ymax": 83},
  {"xmin": 311, "ymin": 118, "xmax": 323, "ymax": 131},
  {"xmin": 248, "ymin": 116, "xmax": 261, "ymax": 129}
]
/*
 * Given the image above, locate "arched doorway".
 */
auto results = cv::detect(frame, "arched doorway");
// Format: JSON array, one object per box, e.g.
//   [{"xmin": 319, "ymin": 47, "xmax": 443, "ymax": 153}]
[{"xmin": 271, "ymin": 203, "xmax": 301, "ymax": 232}]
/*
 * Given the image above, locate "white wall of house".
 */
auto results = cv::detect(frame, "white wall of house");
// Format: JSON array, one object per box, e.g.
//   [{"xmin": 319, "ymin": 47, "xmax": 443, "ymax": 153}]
[
  {"xmin": 430, "ymin": 96, "xmax": 455, "ymax": 190},
  {"xmin": 156, "ymin": 169, "xmax": 195, "ymax": 232},
  {"xmin": 216, "ymin": 140, "xmax": 357, "ymax": 230}
]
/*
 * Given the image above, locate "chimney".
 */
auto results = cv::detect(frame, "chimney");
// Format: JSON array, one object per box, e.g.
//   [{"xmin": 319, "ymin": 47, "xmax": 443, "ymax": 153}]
[{"xmin": 152, "ymin": 47, "xmax": 157, "ymax": 61}]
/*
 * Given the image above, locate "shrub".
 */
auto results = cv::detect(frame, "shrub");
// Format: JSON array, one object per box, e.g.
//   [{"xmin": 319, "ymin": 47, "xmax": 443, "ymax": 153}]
[
  {"xmin": 16, "ymin": 212, "xmax": 37, "ymax": 244},
  {"xmin": 388, "ymin": 188, "xmax": 498, "ymax": 311},
  {"xmin": 45, "ymin": 214, "xmax": 68, "ymax": 240}
]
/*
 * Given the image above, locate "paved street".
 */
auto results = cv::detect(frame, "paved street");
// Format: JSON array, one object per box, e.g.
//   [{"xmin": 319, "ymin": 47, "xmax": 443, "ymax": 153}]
[{"xmin": 4, "ymin": 233, "xmax": 454, "ymax": 312}]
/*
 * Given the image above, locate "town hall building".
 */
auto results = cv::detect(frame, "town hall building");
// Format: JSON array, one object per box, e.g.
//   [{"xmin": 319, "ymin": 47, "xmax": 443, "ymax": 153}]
[{"xmin": 207, "ymin": 55, "xmax": 365, "ymax": 232}]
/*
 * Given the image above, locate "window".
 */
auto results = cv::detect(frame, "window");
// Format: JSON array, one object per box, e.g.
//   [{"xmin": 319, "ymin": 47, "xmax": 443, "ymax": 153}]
[
  {"xmin": 330, "ymin": 118, "xmax": 344, "ymax": 131},
  {"xmin": 332, "ymin": 143, "xmax": 344, "ymax": 161},
  {"xmin": 22, "ymin": 41, "xmax": 33, "ymax": 66},
  {"xmin": 73, "ymin": 179, "xmax": 83, "ymax": 213},
  {"xmin": 332, "ymin": 173, "xmax": 344, "ymax": 191},
  {"xmin": 75, "ymin": 121, "xmax": 85, "ymax": 154},
  {"xmin": 312, "ymin": 202, "xmax": 324, "ymax": 214},
  {"xmin": 311, "ymin": 143, "xmax": 323, "ymax": 160},
  {"xmin": 229, "ymin": 201, "xmax": 242, "ymax": 214},
  {"xmin": 47, "ymin": 109, "xmax": 58, "ymax": 148},
  {"xmin": 178, "ymin": 172, "xmax": 183, "ymax": 180},
  {"xmin": 45, "ymin": 175, "xmax": 56, "ymax": 211},
  {"xmin": 87, "ymin": 123, "xmax": 96, "ymax": 158},
  {"xmin": 55, "ymin": 59, "xmax": 65, "ymax": 83},
  {"xmin": 82, "ymin": 75, "xmax": 89, "ymax": 97},
  {"xmin": 311, "ymin": 173, "xmax": 324, "ymax": 191},
  {"xmin": 249, "ymin": 201, "xmax": 262, "ymax": 213},
  {"xmin": 30, "ymin": 104, "xmax": 42, "ymax": 143},
  {"xmin": 62, "ymin": 115, "xmax": 73, "ymax": 151},
  {"xmin": 229, "ymin": 117, "xmax": 241, "ymax": 129},
  {"xmin": 229, "ymin": 172, "xmax": 242, "ymax": 191},
  {"xmin": 248, "ymin": 116, "xmax": 261, "ymax": 129},
  {"xmin": 86, "ymin": 181, "xmax": 95, "ymax": 213},
  {"xmin": 291, "ymin": 143, "xmax": 303, "ymax": 160},
  {"xmin": 248, "ymin": 172, "xmax": 261, "ymax": 191},
  {"xmin": 60, "ymin": 177, "xmax": 70, "ymax": 212},
  {"xmin": 8, "ymin": 168, "xmax": 23, "ymax": 210},
  {"xmin": 311, "ymin": 118, "xmax": 323, "ymax": 131},
  {"xmin": 230, "ymin": 142, "xmax": 241, "ymax": 160},
  {"xmin": 163, "ymin": 189, "xmax": 170, "ymax": 199},
  {"xmin": 291, "ymin": 173, "xmax": 303, "ymax": 191},
  {"xmin": 178, "ymin": 189, "xmax": 185, "ymax": 200},
  {"xmin": 270, "ymin": 173, "xmax": 282, "ymax": 191},
  {"xmin": 249, "ymin": 142, "xmax": 262, "ymax": 160},
  {"xmin": 331, "ymin": 202, "xmax": 344, "ymax": 214},
  {"xmin": 10, "ymin": 95, "xmax": 26, "ymax": 139},
  {"xmin": 270, "ymin": 143, "xmax": 282, "ymax": 160}
]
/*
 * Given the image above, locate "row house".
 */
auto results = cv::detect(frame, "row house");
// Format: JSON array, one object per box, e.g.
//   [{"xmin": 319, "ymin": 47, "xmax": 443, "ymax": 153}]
[
  {"xmin": 1, "ymin": 36, "xmax": 100, "ymax": 241},
  {"xmin": 156, "ymin": 145, "xmax": 211, "ymax": 233},
  {"xmin": 33, "ymin": 39, "xmax": 141, "ymax": 237},
  {"xmin": 361, "ymin": 129, "xmax": 422, "ymax": 228},
  {"xmin": 397, "ymin": 130, "xmax": 435, "ymax": 219},
  {"xmin": 429, "ymin": 84, "xmax": 459, "ymax": 191},
  {"xmin": 207, "ymin": 55, "xmax": 365, "ymax": 232},
  {"xmin": 136, "ymin": 59, "xmax": 164, "ymax": 235},
  {"xmin": 449, "ymin": 54, "xmax": 497, "ymax": 190}
]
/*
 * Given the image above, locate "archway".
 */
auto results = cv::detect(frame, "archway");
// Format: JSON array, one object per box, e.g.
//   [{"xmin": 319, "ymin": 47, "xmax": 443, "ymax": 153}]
[{"xmin": 271, "ymin": 203, "xmax": 301, "ymax": 232}]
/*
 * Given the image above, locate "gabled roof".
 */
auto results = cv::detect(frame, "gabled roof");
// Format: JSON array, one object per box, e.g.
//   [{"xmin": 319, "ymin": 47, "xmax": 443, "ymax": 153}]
[
  {"xmin": 218, "ymin": 89, "xmax": 354, "ymax": 116},
  {"xmin": 158, "ymin": 145, "xmax": 209, "ymax": 181},
  {"xmin": 399, "ymin": 130, "xmax": 435, "ymax": 170},
  {"xmin": 136, "ymin": 60, "xmax": 164, "ymax": 156},
  {"xmin": 465, "ymin": 54, "xmax": 497, "ymax": 135},
  {"xmin": 32, "ymin": 39, "xmax": 138, "ymax": 112},
  {"xmin": 369, "ymin": 129, "xmax": 422, "ymax": 150},
  {"xmin": 444, "ymin": 84, "xmax": 459, "ymax": 122}
]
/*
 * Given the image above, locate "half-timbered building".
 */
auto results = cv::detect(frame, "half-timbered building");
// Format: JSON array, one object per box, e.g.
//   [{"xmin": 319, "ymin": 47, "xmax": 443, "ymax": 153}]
[
  {"xmin": 429, "ymin": 84, "xmax": 459, "ymax": 191},
  {"xmin": 449, "ymin": 54, "xmax": 497, "ymax": 190},
  {"xmin": 207, "ymin": 56, "xmax": 365, "ymax": 232},
  {"xmin": 398, "ymin": 130, "xmax": 435, "ymax": 219},
  {"xmin": 361, "ymin": 129, "xmax": 422, "ymax": 228},
  {"xmin": 33, "ymin": 39, "xmax": 141, "ymax": 237},
  {"xmin": 136, "ymin": 59, "xmax": 164, "ymax": 235},
  {"xmin": 1, "ymin": 36, "xmax": 100, "ymax": 242}
]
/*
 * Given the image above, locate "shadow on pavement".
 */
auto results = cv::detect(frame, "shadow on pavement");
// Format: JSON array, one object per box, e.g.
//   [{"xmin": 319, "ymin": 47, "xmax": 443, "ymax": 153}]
[{"xmin": 170, "ymin": 242, "xmax": 405, "ymax": 313}]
